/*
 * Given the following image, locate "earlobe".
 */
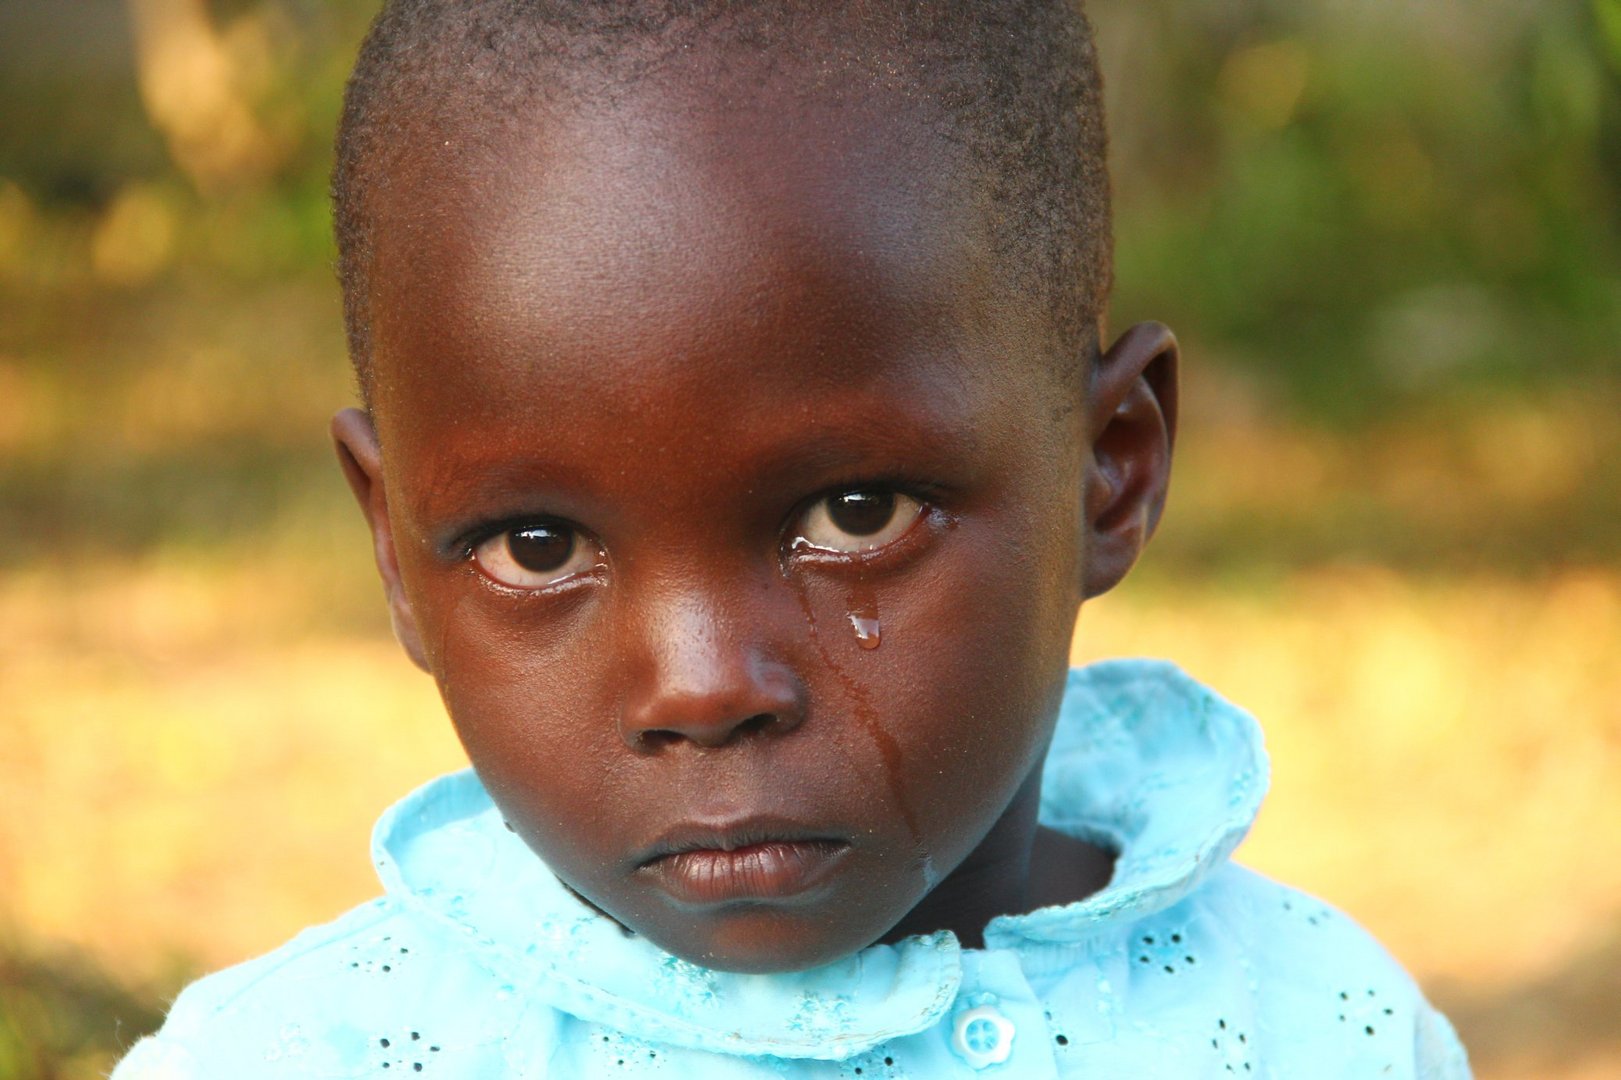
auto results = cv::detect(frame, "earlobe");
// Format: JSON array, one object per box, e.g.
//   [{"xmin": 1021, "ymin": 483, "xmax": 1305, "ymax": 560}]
[
  {"xmin": 331, "ymin": 408, "xmax": 432, "ymax": 672},
  {"xmin": 1081, "ymin": 322, "xmax": 1179, "ymax": 599}
]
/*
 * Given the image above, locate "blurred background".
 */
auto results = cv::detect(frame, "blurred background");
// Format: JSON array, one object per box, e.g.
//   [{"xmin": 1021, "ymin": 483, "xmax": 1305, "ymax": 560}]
[{"xmin": 0, "ymin": 0, "xmax": 1617, "ymax": 1076}]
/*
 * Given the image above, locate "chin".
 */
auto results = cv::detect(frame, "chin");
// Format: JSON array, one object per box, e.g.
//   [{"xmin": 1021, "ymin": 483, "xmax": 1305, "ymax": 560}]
[{"xmin": 649, "ymin": 912, "xmax": 883, "ymax": 974}]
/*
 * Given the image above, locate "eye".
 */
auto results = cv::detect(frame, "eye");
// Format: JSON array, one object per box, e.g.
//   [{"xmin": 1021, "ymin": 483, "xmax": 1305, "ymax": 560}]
[
  {"xmin": 793, "ymin": 489, "xmax": 925, "ymax": 555},
  {"xmin": 471, "ymin": 522, "xmax": 602, "ymax": 589}
]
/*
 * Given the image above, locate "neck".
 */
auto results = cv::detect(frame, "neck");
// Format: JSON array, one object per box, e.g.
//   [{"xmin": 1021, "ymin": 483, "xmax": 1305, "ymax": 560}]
[
  {"xmin": 880, "ymin": 769, "xmax": 1117, "ymax": 949},
  {"xmin": 880, "ymin": 771, "xmax": 1041, "ymax": 949}
]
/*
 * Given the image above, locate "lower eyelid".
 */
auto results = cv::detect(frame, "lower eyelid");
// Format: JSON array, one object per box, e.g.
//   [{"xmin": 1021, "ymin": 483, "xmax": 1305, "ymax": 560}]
[
  {"xmin": 791, "ymin": 501, "xmax": 938, "ymax": 563},
  {"xmin": 471, "ymin": 560, "xmax": 606, "ymax": 596},
  {"xmin": 469, "ymin": 528, "xmax": 604, "ymax": 590}
]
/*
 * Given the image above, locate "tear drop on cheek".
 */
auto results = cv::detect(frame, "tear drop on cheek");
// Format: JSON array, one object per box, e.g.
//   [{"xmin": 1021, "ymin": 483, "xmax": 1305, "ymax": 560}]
[
  {"xmin": 848, "ymin": 612, "xmax": 881, "ymax": 650},
  {"xmin": 846, "ymin": 584, "xmax": 881, "ymax": 651},
  {"xmin": 793, "ymin": 578, "xmax": 923, "ymax": 853}
]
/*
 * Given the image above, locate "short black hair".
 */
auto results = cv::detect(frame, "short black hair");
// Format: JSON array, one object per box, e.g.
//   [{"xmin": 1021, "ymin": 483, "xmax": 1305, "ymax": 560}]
[{"xmin": 333, "ymin": 0, "xmax": 1112, "ymax": 402}]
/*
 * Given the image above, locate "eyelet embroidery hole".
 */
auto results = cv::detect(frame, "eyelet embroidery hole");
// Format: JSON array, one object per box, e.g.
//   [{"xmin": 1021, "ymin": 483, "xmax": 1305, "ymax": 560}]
[
  {"xmin": 1136, "ymin": 924, "xmax": 1197, "ymax": 973},
  {"xmin": 1211, "ymin": 1018, "xmax": 1253, "ymax": 1072},
  {"xmin": 373, "ymin": 1027, "xmax": 438, "ymax": 1072},
  {"xmin": 1336, "ymin": 987, "xmax": 1392, "ymax": 1036}
]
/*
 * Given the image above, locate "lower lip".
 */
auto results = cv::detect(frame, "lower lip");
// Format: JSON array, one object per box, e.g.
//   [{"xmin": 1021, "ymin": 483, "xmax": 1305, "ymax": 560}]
[{"xmin": 643, "ymin": 841, "xmax": 850, "ymax": 905}]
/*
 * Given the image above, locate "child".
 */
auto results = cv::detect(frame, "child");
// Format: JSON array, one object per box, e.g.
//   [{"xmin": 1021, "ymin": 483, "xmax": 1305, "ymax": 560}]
[{"xmin": 115, "ymin": 1, "xmax": 1469, "ymax": 1076}]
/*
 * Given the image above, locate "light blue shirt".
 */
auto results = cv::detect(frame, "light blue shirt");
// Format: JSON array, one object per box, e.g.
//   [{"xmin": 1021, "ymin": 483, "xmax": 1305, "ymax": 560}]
[{"xmin": 114, "ymin": 660, "xmax": 1469, "ymax": 1077}]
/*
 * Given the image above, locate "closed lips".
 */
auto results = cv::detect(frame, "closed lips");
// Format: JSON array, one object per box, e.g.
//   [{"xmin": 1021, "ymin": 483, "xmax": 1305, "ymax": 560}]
[{"xmin": 638, "ymin": 834, "xmax": 851, "ymax": 904}]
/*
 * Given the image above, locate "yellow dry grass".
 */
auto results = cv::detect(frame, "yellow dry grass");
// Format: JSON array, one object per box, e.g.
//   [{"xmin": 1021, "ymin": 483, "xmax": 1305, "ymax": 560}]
[{"xmin": 3, "ymin": 556, "xmax": 1618, "ymax": 1078}]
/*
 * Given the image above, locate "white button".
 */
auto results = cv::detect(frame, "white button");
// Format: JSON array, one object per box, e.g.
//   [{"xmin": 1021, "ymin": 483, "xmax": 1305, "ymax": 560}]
[{"xmin": 951, "ymin": 1004, "xmax": 1015, "ymax": 1069}]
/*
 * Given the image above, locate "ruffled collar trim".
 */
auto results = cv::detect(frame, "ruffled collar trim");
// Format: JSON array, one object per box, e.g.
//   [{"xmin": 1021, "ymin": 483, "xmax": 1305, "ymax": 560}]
[{"xmin": 371, "ymin": 660, "xmax": 1268, "ymax": 1059}]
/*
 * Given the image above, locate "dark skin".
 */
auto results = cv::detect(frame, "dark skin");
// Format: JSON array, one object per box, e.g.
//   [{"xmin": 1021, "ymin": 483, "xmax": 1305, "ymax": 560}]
[{"xmin": 334, "ymin": 68, "xmax": 1176, "ymax": 973}]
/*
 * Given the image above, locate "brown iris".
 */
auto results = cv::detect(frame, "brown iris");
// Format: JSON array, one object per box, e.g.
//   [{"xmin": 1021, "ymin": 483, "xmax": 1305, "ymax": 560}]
[
  {"xmin": 826, "ymin": 491, "xmax": 896, "ymax": 536},
  {"xmin": 508, "ymin": 524, "xmax": 575, "ymax": 572}
]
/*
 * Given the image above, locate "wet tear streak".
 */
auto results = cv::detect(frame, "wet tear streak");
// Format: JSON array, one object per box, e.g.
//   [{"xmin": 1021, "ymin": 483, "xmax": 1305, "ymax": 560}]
[{"xmin": 789, "ymin": 582, "xmax": 933, "ymax": 884}]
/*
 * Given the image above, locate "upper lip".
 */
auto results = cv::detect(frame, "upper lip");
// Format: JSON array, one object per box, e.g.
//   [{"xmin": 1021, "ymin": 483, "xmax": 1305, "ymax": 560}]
[{"xmin": 634, "ymin": 816, "xmax": 849, "ymax": 868}]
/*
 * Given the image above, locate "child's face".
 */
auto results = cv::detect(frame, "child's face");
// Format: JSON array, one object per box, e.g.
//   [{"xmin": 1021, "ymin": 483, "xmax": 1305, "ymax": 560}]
[{"xmin": 337, "ymin": 80, "xmax": 1172, "ymax": 972}]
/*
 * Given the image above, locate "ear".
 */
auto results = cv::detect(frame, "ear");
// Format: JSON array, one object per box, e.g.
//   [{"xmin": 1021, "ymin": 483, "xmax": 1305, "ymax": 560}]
[
  {"xmin": 1081, "ymin": 322, "xmax": 1179, "ymax": 599},
  {"xmin": 332, "ymin": 408, "xmax": 431, "ymax": 672}
]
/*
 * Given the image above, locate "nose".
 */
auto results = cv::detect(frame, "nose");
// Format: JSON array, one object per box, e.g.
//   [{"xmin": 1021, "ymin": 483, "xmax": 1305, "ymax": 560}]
[{"xmin": 617, "ymin": 589, "xmax": 805, "ymax": 751}]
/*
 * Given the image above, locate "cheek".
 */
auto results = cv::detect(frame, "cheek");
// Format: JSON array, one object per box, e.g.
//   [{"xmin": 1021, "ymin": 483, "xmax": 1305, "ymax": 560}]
[
  {"xmin": 436, "ymin": 617, "xmax": 635, "ymax": 885},
  {"xmin": 410, "ymin": 583, "xmax": 623, "ymax": 821},
  {"xmin": 865, "ymin": 514, "xmax": 1079, "ymax": 856}
]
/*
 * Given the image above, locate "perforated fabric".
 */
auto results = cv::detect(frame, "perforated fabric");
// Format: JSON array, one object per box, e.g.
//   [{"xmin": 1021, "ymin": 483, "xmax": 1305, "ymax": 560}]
[{"xmin": 112, "ymin": 660, "xmax": 1470, "ymax": 1078}]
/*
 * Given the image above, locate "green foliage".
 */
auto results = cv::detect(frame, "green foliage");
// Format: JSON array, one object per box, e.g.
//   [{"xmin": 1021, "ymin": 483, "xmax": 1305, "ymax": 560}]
[
  {"xmin": 0, "ymin": 0, "xmax": 1613, "ymax": 571},
  {"xmin": 0, "ymin": 2, "xmax": 1618, "ymax": 1073},
  {"xmin": 1595, "ymin": 0, "xmax": 1621, "ymax": 73},
  {"xmin": 1, "ymin": 0, "xmax": 1615, "ymax": 419},
  {"xmin": 1102, "ymin": 0, "xmax": 1621, "ymax": 420},
  {"xmin": 0, "ymin": 939, "xmax": 178, "ymax": 1080}
]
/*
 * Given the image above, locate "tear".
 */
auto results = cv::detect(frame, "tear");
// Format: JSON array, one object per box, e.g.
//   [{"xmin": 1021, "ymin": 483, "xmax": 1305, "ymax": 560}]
[
  {"xmin": 848, "ymin": 612, "xmax": 881, "ymax": 649},
  {"xmin": 846, "ymin": 582, "xmax": 881, "ymax": 650}
]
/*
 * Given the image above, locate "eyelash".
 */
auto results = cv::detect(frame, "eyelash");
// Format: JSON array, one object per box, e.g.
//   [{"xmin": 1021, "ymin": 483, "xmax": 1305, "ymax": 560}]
[
  {"xmin": 784, "ymin": 483, "xmax": 937, "ymax": 559},
  {"xmin": 455, "ymin": 517, "xmax": 554, "ymax": 563},
  {"xmin": 455, "ymin": 517, "xmax": 605, "ymax": 594}
]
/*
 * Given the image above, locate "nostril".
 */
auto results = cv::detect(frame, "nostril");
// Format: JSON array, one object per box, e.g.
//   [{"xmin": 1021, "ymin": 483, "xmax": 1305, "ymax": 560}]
[
  {"xmin": 737, "ymin": 713, "xmax": 775, "ymax": 737},
  {"xmin": 632, "ymin": 713, "xmax": 779, "ymax": 750},
  {"xmin": 636, "ymin": 729, "xmax": 684, "ymax": 750}
]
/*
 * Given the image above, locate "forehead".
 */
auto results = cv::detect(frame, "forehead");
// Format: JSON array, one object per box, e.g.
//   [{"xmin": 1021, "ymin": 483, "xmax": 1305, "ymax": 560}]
[
  {"xmin": 365, "ymin": 69, "xmax": 1058, "ymax": 411},
  {"xmin": 376, "ymin": 72, "xmax": 1037, "ymax": 340}
]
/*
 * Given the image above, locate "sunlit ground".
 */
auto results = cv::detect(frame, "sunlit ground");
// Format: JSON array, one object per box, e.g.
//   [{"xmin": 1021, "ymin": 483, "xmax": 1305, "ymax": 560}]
[
  {"xmin": 0, "ymin": 257, "xmax": 1616, "ymax": 1079},
  {"xmin": 1, "ymin": 271, "xmax": 1617, "ymax": 1075},
  {"xmin": 3, "ymin": 518, "xmax": 1618, "ymax": 1078},
  {"xmin": 4, "ymin": 1, "xmax": 1620, "ymax": 1075}
]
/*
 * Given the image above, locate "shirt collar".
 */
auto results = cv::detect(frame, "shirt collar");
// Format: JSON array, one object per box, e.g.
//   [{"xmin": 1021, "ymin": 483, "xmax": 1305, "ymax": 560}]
[{"xmin": 372, "ymin": 659, "xmax": 1268, "ymax": 1059}]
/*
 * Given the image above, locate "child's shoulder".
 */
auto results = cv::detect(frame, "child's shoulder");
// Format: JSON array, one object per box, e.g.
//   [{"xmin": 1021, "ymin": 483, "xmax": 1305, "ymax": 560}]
[
  {"xmin": 1196, "ymin": 861, "xmax": 1413, "ymax": 980},
  {"xmin": 111, "ymin": 896, "xmax": 528, "ymax": 1079},
  {"xmin": 1162, "ymin": 861, "xmax": 1471, "ymax": 1077}
]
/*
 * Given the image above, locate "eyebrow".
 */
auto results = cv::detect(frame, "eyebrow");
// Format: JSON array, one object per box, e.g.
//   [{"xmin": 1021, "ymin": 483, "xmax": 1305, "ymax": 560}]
[{"xmin": 401, "ymin": 379, "xmax": 992, "ymax": 546}]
